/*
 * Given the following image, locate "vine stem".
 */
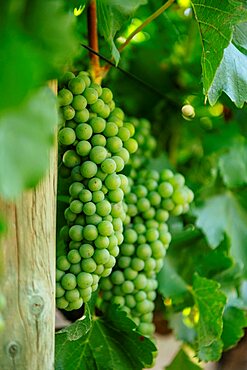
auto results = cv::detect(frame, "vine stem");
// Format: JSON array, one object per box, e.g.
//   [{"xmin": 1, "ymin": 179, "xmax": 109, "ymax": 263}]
[
  {"xmin": 118, "ymin": 0, "xmax": 176, "ymax": 52},
  {"xmin": 87, "ymin": 0, "xmax": 102, "ymax": 83}
]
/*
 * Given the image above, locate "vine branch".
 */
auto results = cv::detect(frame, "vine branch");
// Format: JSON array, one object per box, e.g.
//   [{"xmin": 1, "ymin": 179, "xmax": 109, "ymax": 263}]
[
  {"xmin": 87, "ymin": 0, "xmax": 101, "ymax": 83},
  {"xmin": 118, "ymin": 0, "xmax": 176, "ymax": 52}
]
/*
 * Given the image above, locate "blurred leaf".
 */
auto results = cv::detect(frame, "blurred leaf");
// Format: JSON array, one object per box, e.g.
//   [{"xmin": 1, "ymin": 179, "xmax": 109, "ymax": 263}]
[
  {"xmin": 203, "ymin": 122, "xmax": 241, "ymax": 155},
  {"xmin": 222, "ymin": 304, "xmax": 247, "ymax": 350},
  {"xmin": 97, "ymin": 0, "xmax": 147, "ymax": 63},
  {"xmin": 0, "ymin": 87, "xmax": 57, "ymax": 199},
  {"xmin": 193, "ymin": 275, "xmax": 226, "ymax": 361},
  {"xmin": 218, "ymin": 142, "xmax": 247, "ymax": 188},
  {"xmin": 194, "ymin": 191, "xmax": 247, "ymax": 276},
  {"xmin": 169, "ymin": 312, "xmax": 197, "ymax": 344},
  {"xmin": 56, "ymin": 305, "xmax": 156, "ymax": 370},
  {"xmin": 166, "ymin": 348, "xmax": 202, "ymax": 370},
  {"xmin": 158, "ymin": 259, "xmax": 189, "ymax": 302},
  {"xmin": 0, "ymin": 0, "xmax": 77, "ymax": 112},
  {"xmin": 191, "ymin": 0, "xmax": 247, "ymax": 105}
]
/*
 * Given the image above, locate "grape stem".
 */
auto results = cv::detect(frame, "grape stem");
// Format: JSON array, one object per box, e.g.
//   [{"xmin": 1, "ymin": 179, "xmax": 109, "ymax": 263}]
[
  {"xmin": 119, "ymin": 0, "xmax": 176, "ymax": 52},
  {"xmin": 101, "ymin": 0, "xmax": 176, "ymax": 78},
  {"xmin": 87, "ymin": 0, "xmax": 102, "ymax": 83}
]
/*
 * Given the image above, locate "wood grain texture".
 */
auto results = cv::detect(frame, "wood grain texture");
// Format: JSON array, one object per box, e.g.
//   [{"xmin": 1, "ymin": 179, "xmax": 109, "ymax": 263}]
[{"xmin": 0, "ymin": 80, "xmax": 57, "ymax": 370}]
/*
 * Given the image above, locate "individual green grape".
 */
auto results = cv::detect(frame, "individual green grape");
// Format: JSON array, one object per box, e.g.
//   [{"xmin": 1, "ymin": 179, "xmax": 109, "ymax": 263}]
[
  {"xmin": 79, "ymin": 243, "xmax": 94, "ymax": 258},
  {"xmin": 101, "ymin": 158, "xmax": 117, "ymax": 174},
  {"xmin": 83, "ymin": 87, "xmax": 98, "ymax": 104},
  {"xmin": 101, "ymin": 87, "xmax": 113, "ymax": 103},
  {"xmin": 69, "ymin": 182, "xmax": 84, "ymax": 198},
  {"xmin": 105, "ymin": 174, "xmax": 121, "ymax": 190},
  {"xmin": 96, "ymin": 200, "xmax": 111, "ymax": 217},
  {"xmin": 69, "ymin": 225, "xmax": 83, "ymax": 242},
  {"xmin": 68, "ymin": 77, "xmax": 86, "ymax": 95},
  {"xmin": 91, "ymin": 134, "xmax": 107, "ymax": 147},
  {"xmin": 67, "ymin": 249, "xmax": 81, "ymax": 264},
  {"xmin": 70, "ymin": 199, "xmax": 83, "ymax": 214},
  {"xmin": 61, "ymin": 273, "xmax": 77, "ymax": 290},
  {"xmin": 98, "ymin": 220, "xmax": 113, "ymax": 236},
  {"xmin": 60, "ymin": 71, "xmax": 75, "ymax": 87},
  {"xmin": 76, "ymin": 123, "xmax": 93, "ymax": 140},
  {"xmin": 80, "ymin": 161, "xmax": 98, "ymax": 178},
  {"xmin": 83, "ymin": 202, "xmax": 96, "ymax": 216},
  {"xmin": 59, "ymin": 127, "xmax": 76, "ymax": 146},
  {"xmin": 63, "ymin": 150, "xmax": 81, "ymax": 168},
  {"xmin": 76, "ymin": 140, "xmax": 92, "ymax": 157},
  {"xmin": 89, "ymin": 146, "xmax": 108, "ymax": 164},
  {"xmin": 92, "ymin": 190, "xmax": 105, "ymax": 203},
  {"xmin": 103, "ymin": 122, "xmax": 118, "ymax": 137},
  {"xmin": 81, "ymin": 258, "xmax": 97, "ymax": 273},
  {"xmin": 83, "ymin": 224, "xmax": 98, "ymax": 241},
  {"xmin": 123, "ymin": 138, "xmax": 138, "ymax": 154},
  {"xmin": 62, "ymin": 105, "xmax": 75, "ymax": 120},
  {"xmin": 57, "ymin": 256, "xmax": 71, "ymax": 271},
  {"xmin": 56, "ymin": 283, "xmax": 65, "ymax": 298},
  {"xmin": 65, "ymin": 288, "xmax": 80, "ymax": 302},
  {"xmin": 69, "ymin": 263, "xmax": 81, "ymax": 275},
  {"xmin": 77, "ymin": 272, "xmax": 93, "ymax": 288},
  {"xmin": 106, "ymin": 137, "xmax": 123, "ymax": 153},
  {"xmin": 72, "ymin": 95, "xmax": 87, "ymax": 110},
  {"xmin": 56, "ymin": 297, "xmax": 69, "ymax": 309},
  {"xmin": 90, "ymin": 117, "xmax": 106, "ymax": 133}
]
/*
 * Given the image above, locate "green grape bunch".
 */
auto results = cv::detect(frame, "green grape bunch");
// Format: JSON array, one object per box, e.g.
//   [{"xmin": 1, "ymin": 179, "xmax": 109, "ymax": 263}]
[
  {"xmin": 100, "ymin": 168, "xmax": 193, "ymax": 336},
  {"xmin": 55, "ymin": 70, "xmax": 138, "ymax": 311},
  {"xmin": 99, "ymin": 117, "xmax": 194, "ymax": 337}
]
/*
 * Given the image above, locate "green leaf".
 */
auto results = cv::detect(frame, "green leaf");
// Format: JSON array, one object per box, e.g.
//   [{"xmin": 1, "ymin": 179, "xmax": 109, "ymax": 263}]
[
  {"xmin": 97, "ymin": 0, "xmax": 147, "ymax": 63},
  {"xmin": 0, "ymin": 87, "xmax": 57, "ymax": 199},
  {"xmin": 166, "ymin": 348, "xmax": 202, "ymax": 370},
  {"xmin": 55, "ymin": 305, "xmax": 156, "ymax": 370},
  {"xmin": 192, "ymin": 275, "xmax": 226, "ymax": 361},
  {"xmin": 157, "ymin": 259, "xmax": 189, "ymax": 302},
  {"xmin": 218, "ymin": 142, "xmax": 247, "ymax": 188},
  {"xmin": 196, "ymin": 236, "xmax": 233, "ymax": 280},
  {"xmin": 208, "ymin": 41, "xmax": 247, "ymax": 107},
  {"xmin": 222, "ymin": 304, "xmax": 247, "ymax": 350},
  {"xmin": 191, "ymin": 0, "xmax": 247, "ymax": 104},
  {"xmin": 194, "ymin": 191, "xmax": 247, "ymax": 276}
]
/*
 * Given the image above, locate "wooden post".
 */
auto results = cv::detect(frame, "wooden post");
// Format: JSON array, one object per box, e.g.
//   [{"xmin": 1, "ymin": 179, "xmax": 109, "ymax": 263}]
[{"xmin": 0, "ymin": 81, "xmax": 57, "ymax": 370}]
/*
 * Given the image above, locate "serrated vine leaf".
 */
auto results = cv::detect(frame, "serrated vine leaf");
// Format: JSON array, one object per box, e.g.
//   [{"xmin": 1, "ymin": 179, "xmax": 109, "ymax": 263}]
[
  {"xmin": 191, "ymin": 0, "xmax": 247, "ymax": 105},
  {"xmin": 0, "ymin": 87, "xmax": 57, "ymax": 199},
  {"xmin": 218, "ymin": 143, "xmax": 247, "ymax": 188},
  {"xmin": 222, "ymin": 304, "xmax": 247, "ymax": 350},
  {"xmin": 208, "ymin": 40, "xmax": 247, "ymax": 107},
  {"xmin": 97, "ymin": 0, "xmax": 147, "ymax": 64},
  {"xmin": 166, "ymin": 348, "xmax": 202, "ymax": 370},
  {"xmin": 193, "ymin": 275, "xmax": 226, "ymax": 361},
  {"xmin": 194, "ymin": 191, "xmax": 247, "ymax": 276},
  {"xmin": 55, "ymin": 305, "xmax": 156, "ymax": 370}
]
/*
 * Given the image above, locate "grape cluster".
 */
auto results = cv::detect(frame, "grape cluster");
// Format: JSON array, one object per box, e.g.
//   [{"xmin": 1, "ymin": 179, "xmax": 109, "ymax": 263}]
[
  {"xmin": 99, "ymin": 118, "xmax": 194, "ymax": 337},
  {"xmin": 56, "ymin": 71, "xmax": 137, "ymax": 311}
]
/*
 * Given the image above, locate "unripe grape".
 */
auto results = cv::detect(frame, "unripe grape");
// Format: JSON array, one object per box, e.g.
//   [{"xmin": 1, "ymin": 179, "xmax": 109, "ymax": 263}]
[{"xmin": 59, "ymin": 127, "xmax": 76, "ymax": 145}]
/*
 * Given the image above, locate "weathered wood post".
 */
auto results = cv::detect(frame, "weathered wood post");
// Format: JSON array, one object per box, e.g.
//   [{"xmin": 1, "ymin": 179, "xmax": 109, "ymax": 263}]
[{"xmin": 0, "ymin": 81, "xmax": 57, "ymax": 370}]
